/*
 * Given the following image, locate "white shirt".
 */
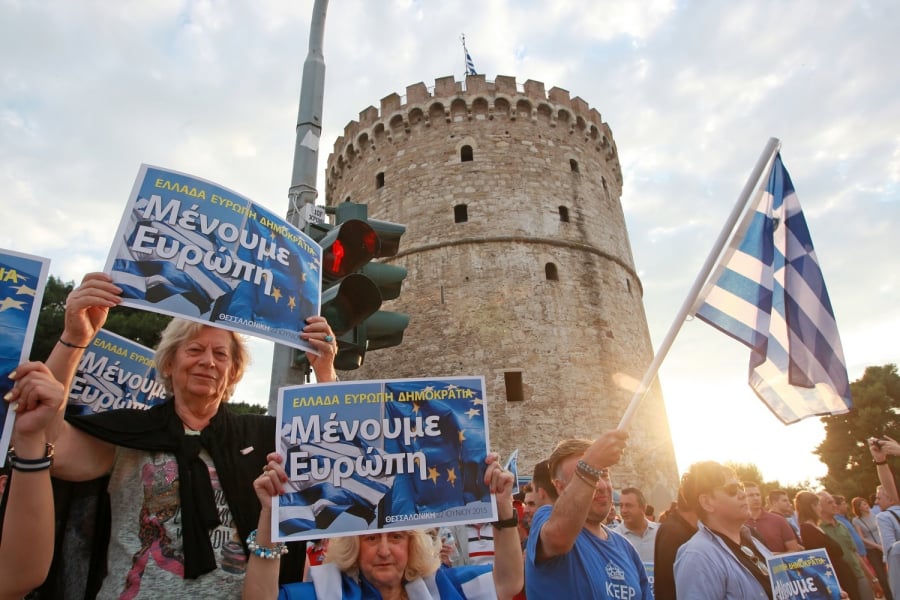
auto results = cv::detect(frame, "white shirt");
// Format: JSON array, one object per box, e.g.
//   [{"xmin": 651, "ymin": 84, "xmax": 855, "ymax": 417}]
[{"xmin": 615, "ymin": 519, "xmax": 659, "ymax": 562}]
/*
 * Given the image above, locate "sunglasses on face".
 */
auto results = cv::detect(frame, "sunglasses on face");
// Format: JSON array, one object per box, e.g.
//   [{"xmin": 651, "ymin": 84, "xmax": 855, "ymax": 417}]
[{"xmin": 717, "ymin": 482, "xmax": 745, "ymax": 497}]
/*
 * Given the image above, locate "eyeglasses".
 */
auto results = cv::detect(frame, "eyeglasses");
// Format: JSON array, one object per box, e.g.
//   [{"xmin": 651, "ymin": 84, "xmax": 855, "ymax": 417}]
[
  {"xmin": 717, "ymin": 482, "xmax": 745, "ymax": 497},
  {"xmin": 740, "ymin": 545, "xmax": 769, "ymax": 576}
]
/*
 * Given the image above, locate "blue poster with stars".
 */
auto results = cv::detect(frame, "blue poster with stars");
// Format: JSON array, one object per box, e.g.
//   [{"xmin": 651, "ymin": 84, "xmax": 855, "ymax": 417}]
[
  {"xmin": 104, "ymin": 164, "xmax": 322, "ymax": 353},
  {"xmin": 273, "ymin": 376, "xmax": 495, "ymax": 542},
  {"xmin": 767, "ymin": 548, "xmax": 842, "ymax": 600},
  {"xmin": 67, "ymin": 329, "xmax": 168, "ymax": 415},
  {"xmin": 0, "ymin": 248, "xmax": 50, "ymax": 467}
]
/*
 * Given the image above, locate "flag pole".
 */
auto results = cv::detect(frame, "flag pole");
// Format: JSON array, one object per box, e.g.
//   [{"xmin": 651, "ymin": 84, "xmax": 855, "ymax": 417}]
[
  {"xmin": 460, "ymin": 33, "xmax": 469, "ymax": 78},
  {"xmin": 616, "ymin": 137, "xmax": 781, "ymax": 431}
]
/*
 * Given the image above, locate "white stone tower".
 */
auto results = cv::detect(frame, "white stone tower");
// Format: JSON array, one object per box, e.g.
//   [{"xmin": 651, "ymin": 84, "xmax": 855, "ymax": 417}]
[{"xmin": 324, "ymin": 74, "xmax": 678, "ymax": 508}]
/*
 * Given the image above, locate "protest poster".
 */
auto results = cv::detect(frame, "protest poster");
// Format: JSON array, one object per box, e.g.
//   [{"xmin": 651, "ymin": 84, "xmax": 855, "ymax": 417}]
[
  {"xmin": 0, "ymin": 249, "xmax": 50, "ymax": 466},
  {"xmin": 273, "ymin": 376, "xmax": 496, "ymax": 542},
  {"xmin": 767, "ymin": 548, "xmax": 842, "ymax": 600},
  {"xmin": 67, "ymin": 328, "xmax": 167, "ymax": 415},
  {"xmin": 643, "ymin": 563, "xmax": 654, "ymax": 594},
  {"xmin": 104, "ymin": 164, "xmax": 322, "ymax": 353}
]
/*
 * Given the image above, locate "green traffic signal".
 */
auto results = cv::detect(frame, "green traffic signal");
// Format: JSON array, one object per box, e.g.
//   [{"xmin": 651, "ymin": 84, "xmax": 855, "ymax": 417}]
[
  {"xmin": 360, "ymin": 262, "xmax": 407, "ymax": 301},
  {"xmin": 364, "ymin": 310, "xmax": 410, "ymax": 351},
  {"xmin": 320, "ymin": 273, "xmax": 382, "ymax": 335}
]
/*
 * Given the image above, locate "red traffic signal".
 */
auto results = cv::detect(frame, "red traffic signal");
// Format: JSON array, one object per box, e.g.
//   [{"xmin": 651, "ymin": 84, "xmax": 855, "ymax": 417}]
[{"xmin": 319, "ymin": 220, "xmax": 380, "ymax": 281}]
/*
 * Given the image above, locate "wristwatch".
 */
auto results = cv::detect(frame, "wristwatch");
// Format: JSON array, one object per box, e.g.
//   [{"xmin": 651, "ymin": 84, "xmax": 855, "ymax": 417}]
[{"xmin": 493, "ymin": 511, "xmax": 519, "ymax": 529}]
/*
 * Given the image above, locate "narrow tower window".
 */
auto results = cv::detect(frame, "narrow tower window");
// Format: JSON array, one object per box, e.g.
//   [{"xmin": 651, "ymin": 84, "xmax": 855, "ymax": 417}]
[
  {"xmin": 460, "ymin": 145, "xmax": 474, "ymax": 162},
  {"xmin": 454, "ymin": 204, "xmax": 468, "ymax": 223},
  {"xmin": 558, "ymin": 206, "xmax": 569, "ymax": 222},
  {"xmin": 569, "ymin": 158, "xmax": 580, "ymax": 173},
  {"xmin": 504, "ymin": 371, "xmax": 524, "ymax": 402},
  {"xmin": 375, "ymin": 172, "xmax": 385, "ymax": 189},
  {"xmin": 545, "ymin": 262, "xmax": 559, "ymax": 281}
]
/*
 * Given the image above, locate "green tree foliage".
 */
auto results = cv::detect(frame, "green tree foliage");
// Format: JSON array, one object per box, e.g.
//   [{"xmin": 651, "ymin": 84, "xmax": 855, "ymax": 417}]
[
  {"xmin": 815, "ymin": 364, "xmax": 900, "ymax": 498},
  {"xmin": 723, "ymin": 461, "xmax": 814, "ymax": 502},
  {"xmin": 29, "ymin": 275, "xmax": 172, "ymax": 362},
  {"xmin": 725, "ymin": 461, "xmax": 766, "ymax": 486},
  {"xmin": 225, "ymin": 401, "xmax": 268, "ymax": 416}
]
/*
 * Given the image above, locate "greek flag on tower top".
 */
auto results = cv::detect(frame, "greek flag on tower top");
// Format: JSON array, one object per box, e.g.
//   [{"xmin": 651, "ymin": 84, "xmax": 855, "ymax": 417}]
[
  {"xmin": 465, "ymin": 50, "xmax": 477, "ymax": 76},
  {"xmin": 694, "ymin": 153, "xmax": 852, "ymax": 424}
]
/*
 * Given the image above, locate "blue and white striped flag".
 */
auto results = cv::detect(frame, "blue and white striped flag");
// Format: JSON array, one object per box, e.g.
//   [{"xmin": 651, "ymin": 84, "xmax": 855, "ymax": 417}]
[
  {"xmin": 505, "ymin": 449, "xmax": 520, "ymax": 495},
  {"xmin": 465, "ymin": 50, "xmax": 477, "ymax": 76},
  {"xmin": 694, "ymin": 153, "xmax": 851, "ymax": 424}
]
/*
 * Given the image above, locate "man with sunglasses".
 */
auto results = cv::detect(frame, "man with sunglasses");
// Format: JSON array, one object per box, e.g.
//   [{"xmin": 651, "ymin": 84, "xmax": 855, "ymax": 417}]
[
  {"xmin": 525, "ymin": 432, "xmax": 652, "ymax": 599},
  {"xmin": 674, "ymin": 461, "xmax": 773, "ymax": 599}
]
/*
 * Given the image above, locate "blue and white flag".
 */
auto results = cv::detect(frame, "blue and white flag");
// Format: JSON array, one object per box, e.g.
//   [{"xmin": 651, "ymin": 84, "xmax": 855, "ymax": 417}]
[
  {"xmin": 273, "ymin": 377, "xmax": 495, "ymax": 542},
  {"xmin": 105, "ymin": 165, "xmax": 322, "ymax": 353},
  {"xmin": 0, "ymin": 249, "xmax": 50, "ymax": 466},
  {"xmin": 505, "ymin": 448, "xmax": 520, "ymax": 494},
  {"xmin": 67, "ymin": 329, "xmax": 167, "ymax": 415},
  {"xmin": 465, "ymin": 49, "xmax": 477, "ymax": 75},
  {"xmin": 694, "ymin": 153, "xmax": 851, "ymax": 424}
]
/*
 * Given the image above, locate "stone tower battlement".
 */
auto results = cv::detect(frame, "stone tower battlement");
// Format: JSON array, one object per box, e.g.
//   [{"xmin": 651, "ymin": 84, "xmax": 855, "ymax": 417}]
[
  {"xmin": 327, "ymin": 74, "xmax": 622, "ymax": 195},
  {"xmin": 322, "ymin": 75, "xmax": 678, "ymax": 509}
]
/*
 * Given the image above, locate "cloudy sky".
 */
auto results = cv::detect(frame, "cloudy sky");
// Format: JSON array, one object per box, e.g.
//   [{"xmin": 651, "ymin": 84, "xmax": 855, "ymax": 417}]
[{"xmin": 3, "ymin": 0, "xmax": 898, "ymax": 485}]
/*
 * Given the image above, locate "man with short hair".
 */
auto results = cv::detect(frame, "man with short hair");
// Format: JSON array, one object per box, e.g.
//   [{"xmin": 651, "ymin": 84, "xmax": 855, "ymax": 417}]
[
  {"xmin": 525, "ymin": 432, "xmax": 651, "ymax": 599},
  {"xmin": 819, "ymin": 491, "xmax": 876, "ymax": 600},
  {"xmin": 743, "ymin": 481, "xmax": 802, "ymax": 552},
  {"xmin": 833, "ymin": 494, "xmax": 869, "ymax": 566},
  {"xmin": 674, "ymin": 462, "xmax": 772, "ymax": 599},
  {"xmin": 522, "ymin": 484, "xmax": 538, "ymax": 529},
  {"xmin": 767, "ymin": 489, "xmax": 801, "ymax": 537},
  {"xmin": 653, "ymin": 479, "xmax": 698, "ymax": 600},
  {"xmin": 530, "ymin": 459, "xmax": 558, "ymax": 508},
  {"xmin": 615, "ymin": 487, "xmax": 659, "ymax": 562}
]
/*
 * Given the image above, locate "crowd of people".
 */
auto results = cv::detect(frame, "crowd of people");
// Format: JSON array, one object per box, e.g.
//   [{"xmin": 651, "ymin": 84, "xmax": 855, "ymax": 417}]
[{"xmin": 1, "ymin": 272, "xmax": 900, "ymax": 599}]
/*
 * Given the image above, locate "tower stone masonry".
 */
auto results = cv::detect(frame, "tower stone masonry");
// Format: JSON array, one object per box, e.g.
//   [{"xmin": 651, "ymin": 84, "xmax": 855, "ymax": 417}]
[{"xmin": 324, "ymin": 74, "xmax": 678, "ymax": 509}]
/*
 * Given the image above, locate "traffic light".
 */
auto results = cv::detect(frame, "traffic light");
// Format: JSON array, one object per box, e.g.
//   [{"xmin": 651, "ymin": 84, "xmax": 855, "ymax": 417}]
[{"xmin": 292, "ymin": 201, "xmax": 410, "ymax": 372}]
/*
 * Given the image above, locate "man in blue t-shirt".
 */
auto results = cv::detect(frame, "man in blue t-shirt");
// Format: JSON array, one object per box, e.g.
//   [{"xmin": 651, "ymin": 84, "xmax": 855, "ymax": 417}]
[{"xmin": 525, "ymin": 433, "xmax": 652, "ymax": 599}]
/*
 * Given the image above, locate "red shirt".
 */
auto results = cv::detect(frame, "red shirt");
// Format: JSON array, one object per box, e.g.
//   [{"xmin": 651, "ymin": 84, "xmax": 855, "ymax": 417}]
[{"xmin": 745, "ymin": 510, "xmax": 798, "ymax": 552}]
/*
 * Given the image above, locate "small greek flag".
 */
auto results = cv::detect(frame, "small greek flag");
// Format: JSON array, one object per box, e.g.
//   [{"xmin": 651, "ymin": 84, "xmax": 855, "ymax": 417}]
[{"xmin": 465, "ymin": 50, "xmax": 477, "ymax": 75}]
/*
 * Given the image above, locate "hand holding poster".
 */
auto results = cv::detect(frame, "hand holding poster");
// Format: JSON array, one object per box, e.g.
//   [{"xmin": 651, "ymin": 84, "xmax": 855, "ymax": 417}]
[
  {"xmin": 273, "ymin": 377, "xmax": 495, "ymax": 542},
  {"xmin": 104, "ymin": 165, "xmax": 323, "ymax": 353},
  {"xmin": 67, "ymin": 329, "xmax": 167, "ymax": 415},
  {"xmin": 0, "ymin": 249, "xmax": 50, "ymax": 466},
  {"xmin": 767, "ymin": 548, "xmax": 842, "ymax": 600}
]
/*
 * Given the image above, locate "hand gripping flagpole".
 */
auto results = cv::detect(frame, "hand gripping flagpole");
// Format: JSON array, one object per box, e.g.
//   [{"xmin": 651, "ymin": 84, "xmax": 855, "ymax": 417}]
[{"xmin": 616, "ymin": 137, "xmax": 781, "ymax": 431}]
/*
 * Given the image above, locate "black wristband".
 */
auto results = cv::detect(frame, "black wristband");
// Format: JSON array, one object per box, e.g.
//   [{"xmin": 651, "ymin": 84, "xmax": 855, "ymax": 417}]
[
  {"xmin": 875, "ymin": 459, "xmax": 888, "ymax": 466},
  {"xmin": 493, "ymin": 510, "xmax": 519, "ymax": 529},
  {"xmin": 59, "ymin": 338, "xmax": 89, "ymax": 349}
]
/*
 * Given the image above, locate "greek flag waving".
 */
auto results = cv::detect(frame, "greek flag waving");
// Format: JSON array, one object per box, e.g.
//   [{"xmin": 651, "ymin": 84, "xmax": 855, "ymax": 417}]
[
  {"xmin": 694, "ymin": 153, "xmax": 851, "ymax": 423},
  {"xmin": 465, "ymin": 50, "xmax": 477, "ymax": 75}
]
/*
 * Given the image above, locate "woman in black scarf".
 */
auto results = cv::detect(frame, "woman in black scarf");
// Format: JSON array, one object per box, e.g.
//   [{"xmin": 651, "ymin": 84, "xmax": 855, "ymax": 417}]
[{"xmin": 18, "ymin": 272, "xmax": 338, "ymax": 599}]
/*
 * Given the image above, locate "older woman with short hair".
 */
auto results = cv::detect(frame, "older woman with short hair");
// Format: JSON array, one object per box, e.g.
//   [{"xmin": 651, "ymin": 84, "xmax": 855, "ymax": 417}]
[{"xmin": 13, "ymin": 272, "xmax": 338, "ymax": 598}]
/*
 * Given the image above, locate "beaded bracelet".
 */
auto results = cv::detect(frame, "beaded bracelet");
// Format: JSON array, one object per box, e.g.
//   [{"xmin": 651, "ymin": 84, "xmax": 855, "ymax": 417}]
[
  {"xmin": 577, "ymin": 459, "xmax": 607, "ymax": 481},
  {"xmin": 7, "ymin": 443, "xmax": 55, "ymax": 472},
  {"xmin": 246, "ymin": 529, "xmax": 289, "ymax": 559}
]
